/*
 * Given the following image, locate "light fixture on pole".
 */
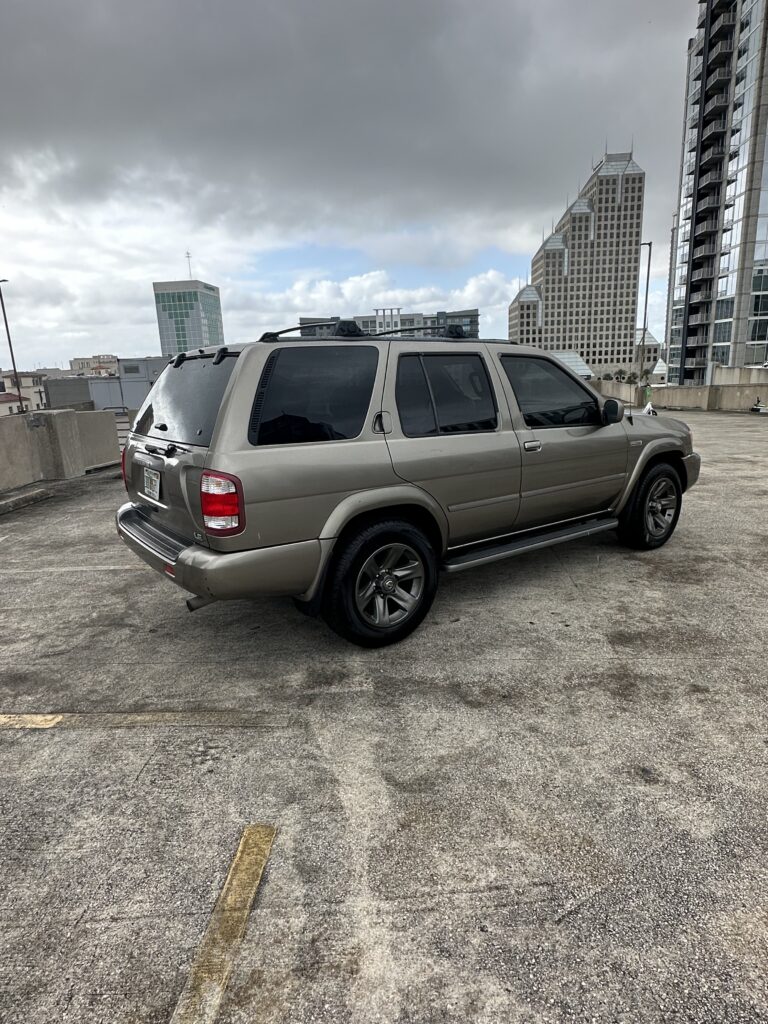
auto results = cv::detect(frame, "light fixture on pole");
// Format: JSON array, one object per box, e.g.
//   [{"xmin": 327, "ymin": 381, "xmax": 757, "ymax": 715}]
[{"xmin": 0, "ymin": 280, "xmax": 27, "ymax": 415}]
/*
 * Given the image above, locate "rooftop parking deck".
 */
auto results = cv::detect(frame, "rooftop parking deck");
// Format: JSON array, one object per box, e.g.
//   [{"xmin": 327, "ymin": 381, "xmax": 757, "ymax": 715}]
[{"xmin": 1, "ymin": 410, "xmax": 767, "ymax": 1023}]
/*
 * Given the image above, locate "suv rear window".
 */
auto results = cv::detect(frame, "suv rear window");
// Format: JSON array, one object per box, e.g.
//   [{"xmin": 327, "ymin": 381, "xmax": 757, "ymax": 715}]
[
  {"xmin": 133, "ymin": 356, "xmax": 237, "ymax": 445},
  {"xmin": 249, "ymin": 346, "xmax": 379, "ymax": 446}
]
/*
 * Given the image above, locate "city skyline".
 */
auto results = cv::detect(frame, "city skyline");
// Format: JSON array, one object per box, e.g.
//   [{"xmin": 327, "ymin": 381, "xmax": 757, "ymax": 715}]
[{"xmin": 0, "ymin": 1, "xmax": 694, "ymax": 366}]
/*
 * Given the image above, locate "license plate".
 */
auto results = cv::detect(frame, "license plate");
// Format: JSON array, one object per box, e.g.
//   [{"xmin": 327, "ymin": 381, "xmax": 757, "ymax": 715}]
[{"xmin": 143, "ymin": 467, "xmax": 161, "ymax": 502}]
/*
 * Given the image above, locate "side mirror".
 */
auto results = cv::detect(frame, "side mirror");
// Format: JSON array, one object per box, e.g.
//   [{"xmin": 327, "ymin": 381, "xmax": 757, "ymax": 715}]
[{"xmin": 602, "ymin": 398, "xmax": 624, "ymax": 425}]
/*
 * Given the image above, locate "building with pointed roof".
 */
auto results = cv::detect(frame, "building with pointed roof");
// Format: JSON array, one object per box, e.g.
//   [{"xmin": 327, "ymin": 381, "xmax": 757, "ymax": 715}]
[{"xmin": 508, "ymin": 152, "xmax": 645, "ymax": 373}]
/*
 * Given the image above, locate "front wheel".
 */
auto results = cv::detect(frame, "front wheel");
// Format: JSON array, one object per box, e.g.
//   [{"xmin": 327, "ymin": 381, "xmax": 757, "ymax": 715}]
[
  {"xmin": 322, "ymin": 519, "xmax": 438, "ymax": 647},
  {"xmin": 618, "ymin": 463, "xmax": 682, "ymax": 550}
]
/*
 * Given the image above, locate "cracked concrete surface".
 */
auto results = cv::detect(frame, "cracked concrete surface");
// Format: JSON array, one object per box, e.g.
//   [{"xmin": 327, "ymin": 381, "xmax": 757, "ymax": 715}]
[{"xmin": 0, "ymin": 410, "xmax": 767, "ymax": 1023}]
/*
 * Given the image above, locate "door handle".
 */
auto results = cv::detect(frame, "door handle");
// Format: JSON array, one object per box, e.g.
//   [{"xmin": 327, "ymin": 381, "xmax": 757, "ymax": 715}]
[
  {"xmin": 524, "ymin": 440, "xmax": 542, "ymax": 453},
  {"xmin": 372, "ymin": 411, "xmax": 392, "ymax": 434}
]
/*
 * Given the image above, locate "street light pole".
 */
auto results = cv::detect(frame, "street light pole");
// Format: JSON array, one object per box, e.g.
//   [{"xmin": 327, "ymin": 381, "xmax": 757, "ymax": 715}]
[
  {"xmin": 0, "ymin": 280, "xmax": 26, "ymax": 415},
  {"xmin": 639, "ymin": 242, "xmax": 653, "ymax": 383}
]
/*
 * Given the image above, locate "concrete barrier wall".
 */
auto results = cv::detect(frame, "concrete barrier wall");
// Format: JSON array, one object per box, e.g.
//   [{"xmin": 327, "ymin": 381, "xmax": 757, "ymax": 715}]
[
  {"xmin": 651, "ymin": 386, "xmax": 715, "ymax": 411},
  {"xmin": 592, "ymin": 380, "xmax": 643, "ymax": 406},
  {"xmin": 76, "ymin": 411, "xmax": 120, "ymax": 469},
  {"xmin": 0, "ymin": 410, "xmax": 119, "ymax": 494},
  {"xmin": 711, "ymin": 365, "xmax": 768, "ymax": 387},
  {"xmin": 651, "ymin": 384, "xmax": 766, "ymax": 412},
  {"xmin": 0, "ymin": 415, "xmax": 41, "ymax": 491}
]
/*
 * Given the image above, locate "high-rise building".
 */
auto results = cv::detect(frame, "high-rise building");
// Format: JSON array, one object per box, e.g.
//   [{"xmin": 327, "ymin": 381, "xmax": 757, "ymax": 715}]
[
  {"xmin": 508, "ymin": 153, "xmax": 645, "ymax": 372},
  {"xmin": 666, "ymin": 0, "xmax": 768, "ymax": 383},
  {"xmin": 153, "ymin": 280, "xmax": 225, "ymax": 357},
  {"xmin": 299, "ymin": 308, "xmax": 480, "ymax": 338}
]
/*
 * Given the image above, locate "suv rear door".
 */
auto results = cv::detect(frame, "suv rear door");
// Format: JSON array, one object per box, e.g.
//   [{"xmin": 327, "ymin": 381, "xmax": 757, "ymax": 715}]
[
  {"xmin": 125, "ymin": 352, "xmax": 239, "ymax": 545},
  {"xmin": 496, "ymin": 352, "xmax": 628, "ymax": 529},
  {"xmin": 383, "ymin": 341, "xmax": 521, "ymax": 543}
]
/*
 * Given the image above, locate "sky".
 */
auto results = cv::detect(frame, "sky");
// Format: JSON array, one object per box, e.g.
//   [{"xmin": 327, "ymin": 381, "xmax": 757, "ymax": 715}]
[{"xmin": 0, "ymin": 0, "xmax": 695, "ymax": 368}]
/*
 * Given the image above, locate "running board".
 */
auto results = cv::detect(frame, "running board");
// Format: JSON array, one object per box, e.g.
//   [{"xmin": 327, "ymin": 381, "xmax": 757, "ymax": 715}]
[{"xmin": 442, "ymin": 518, "xmax": 619, "ymax": 573}]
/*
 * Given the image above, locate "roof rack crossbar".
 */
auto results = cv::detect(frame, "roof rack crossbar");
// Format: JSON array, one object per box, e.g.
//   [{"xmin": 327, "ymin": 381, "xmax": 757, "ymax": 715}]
[
  {"xmin": 375, "ymin": 324, "xmax": 467, "ymax": 339},
  {"xmin": 259, "ymin": 319, "xmax": 364, "ymax": 341}
]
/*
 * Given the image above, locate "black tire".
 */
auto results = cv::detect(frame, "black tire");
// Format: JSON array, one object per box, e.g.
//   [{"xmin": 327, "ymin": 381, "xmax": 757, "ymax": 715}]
[
  {"xmin": 618, "ymin": 462, "xmax": 683, "ymax": 550},
  {"xmin": 322, "ymin": 519, "xmax": 438, "ymax": 647},
  {"xmin": 292, "ymin": 596, "xmax": 317, "ymax": 618}
]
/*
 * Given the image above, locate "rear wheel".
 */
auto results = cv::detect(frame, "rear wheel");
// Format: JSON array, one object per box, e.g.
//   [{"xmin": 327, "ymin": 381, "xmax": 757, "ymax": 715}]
[
  {"xmin": 322, "ymin": 519, "xmax": 438, "ymax": 647},
  {"xmin": 618, "ymin": 463, "xmax": 682, "ymax": 550}
]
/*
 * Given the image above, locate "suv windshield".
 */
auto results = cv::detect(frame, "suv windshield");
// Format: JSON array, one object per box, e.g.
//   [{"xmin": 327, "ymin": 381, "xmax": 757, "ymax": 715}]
[{"xmin": 133, "ymin": 355, "xmax": 237, "ymax": 445}]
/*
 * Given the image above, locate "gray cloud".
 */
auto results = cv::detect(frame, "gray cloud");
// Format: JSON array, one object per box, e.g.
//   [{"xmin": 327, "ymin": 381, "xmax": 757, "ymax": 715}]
[
  {"xmin": 0, "ymin": 0, "xmax": 694, "ymax": 363},
  {"xmin": 1, "ymin": 0, "xmax": 692, "ymax": 242}
]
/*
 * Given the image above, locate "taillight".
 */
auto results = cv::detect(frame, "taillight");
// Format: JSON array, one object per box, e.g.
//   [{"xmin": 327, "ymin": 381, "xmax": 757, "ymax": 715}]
[
  {"xmin": 200, "ymin": 471, "xmax": 245, "ymax": 536},
  {"xmin": 121, "ymin": 447, "xmax": 128, "ymax": 490}
]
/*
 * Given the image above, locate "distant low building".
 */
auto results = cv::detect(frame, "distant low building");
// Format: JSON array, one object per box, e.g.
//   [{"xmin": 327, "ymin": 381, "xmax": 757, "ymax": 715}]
[
  {"xmin": 634, "ymin": 328, "xmax": 661, "ymax": 375},
  {"xmin": 46, "ymin": 357, "xmax": 167, "ymax": 413},
  {"xmin": 86, "ymin": 357, "xmax": 167, "ymax": 412},
  {"xmin": 551, "ymin": 351, "xmax": 594, "ymax": 380},
  {"xmin": 34, "ymin": 366, "xmax": 69, "ymax": 379},
  {"xmin": 300, "ymin": 308, "xmax": 480, "ymax": 338},
  {"xmin": 44, "ymin": 376, "xmax": 96, "ymax": 411},
  {"xmin": 69, "ymin": 354, "xmax": 119, "ymax": 376},
  {"xmin": 0, "ymin": 370, "xmax": 48, "ymax": 412},
  {"xmin": 0, "ymin": 392, "xmax": 26, "ymax": 417}
]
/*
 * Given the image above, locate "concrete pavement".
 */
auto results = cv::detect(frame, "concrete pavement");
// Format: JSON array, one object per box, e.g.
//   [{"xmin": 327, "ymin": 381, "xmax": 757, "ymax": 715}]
[{"xmin": 1, "ymin": 410, "xmax": 767, "ymax": 1023}]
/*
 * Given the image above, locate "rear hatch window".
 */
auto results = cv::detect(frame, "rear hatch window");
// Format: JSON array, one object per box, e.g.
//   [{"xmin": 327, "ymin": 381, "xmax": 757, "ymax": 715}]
[{"xmin": 133, "ymin": 355, "xmax": 237, "ymax": 446}]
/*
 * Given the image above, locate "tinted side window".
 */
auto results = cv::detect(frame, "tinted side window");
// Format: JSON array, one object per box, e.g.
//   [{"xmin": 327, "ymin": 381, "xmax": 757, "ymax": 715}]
[
  {"xmin": 249, "ymin": 346, "xmax": 378, "ymax": 446},
  {"xmin": 501, "ymin": 356, "xmax": 601, "ymax": 429},
  {"xmin": 395, "ymin": 355, "xmax": 437, "ymax": 436},
  {"xmin": 423, "ymin": 354, "xmax": 497, "ymax": 433}
]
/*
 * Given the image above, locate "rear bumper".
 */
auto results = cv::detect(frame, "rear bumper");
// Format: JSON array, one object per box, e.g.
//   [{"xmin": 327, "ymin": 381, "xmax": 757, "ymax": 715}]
[
  {"xmin": 682, "ymin": 452, "xmax": 701, "ymax": 491},
  {"xmin": 116, "ymin": 503, "xmax": 322, "ymax": 600}
]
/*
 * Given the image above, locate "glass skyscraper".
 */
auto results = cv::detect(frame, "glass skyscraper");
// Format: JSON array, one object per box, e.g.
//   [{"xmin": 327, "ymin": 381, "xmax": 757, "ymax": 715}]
[
  {"xmin": 666, "ymin": 0, "xmax": 768, "ymax": 383},
  {"xmin": 153, "ymin": 280, "xmax": 225, "ymax": 357}
]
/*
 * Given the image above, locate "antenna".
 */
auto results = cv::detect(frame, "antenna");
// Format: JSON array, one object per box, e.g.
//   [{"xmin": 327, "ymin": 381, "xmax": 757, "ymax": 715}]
[{"xmin": 185, "ymin": 251, "xmax": 193, "ymax": 278}]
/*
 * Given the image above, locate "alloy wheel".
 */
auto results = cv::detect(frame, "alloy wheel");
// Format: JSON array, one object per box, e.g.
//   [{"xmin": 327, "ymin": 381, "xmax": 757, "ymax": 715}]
[
  {"xmin": 645, "ymin": 477, "xmax": 678, "ymax": 538},
  {"xmin": 355, "ymin": 543, "xmax": 425, "ymax": 629}
]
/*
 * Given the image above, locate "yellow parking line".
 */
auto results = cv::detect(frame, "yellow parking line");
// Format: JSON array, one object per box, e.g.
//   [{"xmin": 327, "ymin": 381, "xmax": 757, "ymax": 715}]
[
  {"xmin": 0, "ymin": 714, "xmax": 64, "ymax": 729},
  {"xmin": 0, "ymin": 712, "xmax": 290, "ymax": 730},
  {"xmin": 170, "ymin": 824, "xmax": 277, "ymax": 1024}
]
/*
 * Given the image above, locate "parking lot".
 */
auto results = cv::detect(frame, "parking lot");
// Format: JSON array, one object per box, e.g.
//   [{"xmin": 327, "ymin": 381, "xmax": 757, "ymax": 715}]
[{"xmin": 1, "ymin": 409, "xmax": 767, "ymax": 1023}]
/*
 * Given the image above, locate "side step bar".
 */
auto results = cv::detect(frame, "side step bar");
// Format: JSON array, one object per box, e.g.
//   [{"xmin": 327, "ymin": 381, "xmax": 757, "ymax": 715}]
[{"xmin": 442, "ymin": 518, "xmax": 618, "ymax": 573}]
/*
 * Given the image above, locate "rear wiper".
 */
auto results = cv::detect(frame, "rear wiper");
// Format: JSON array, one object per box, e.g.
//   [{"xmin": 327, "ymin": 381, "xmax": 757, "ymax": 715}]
[{"xmin": 144, "ymin": 442, "xmax": 188, "ymax": 457}]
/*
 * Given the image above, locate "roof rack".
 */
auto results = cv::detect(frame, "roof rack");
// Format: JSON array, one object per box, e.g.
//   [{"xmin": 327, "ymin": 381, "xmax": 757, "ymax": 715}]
[
  {"xmin": 259, "ymin": 320, "xmax": 473, "ymax": 342},
  {"xmin": 259, "ymin": 319, "xmax": 364, "ymax": 341},
  {"xmin": 375, "ymin": 324, "xmax": 467, "ymax": 339}
]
